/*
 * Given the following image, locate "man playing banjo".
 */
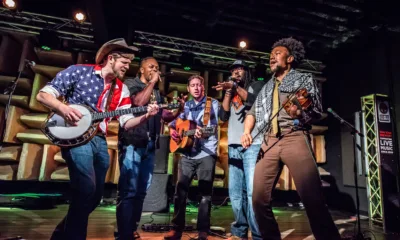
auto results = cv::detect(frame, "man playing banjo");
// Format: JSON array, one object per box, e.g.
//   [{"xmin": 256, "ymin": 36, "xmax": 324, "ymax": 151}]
[{"xmin": 36, "ymin": 38, "xmax": 160, "ymax": 240}]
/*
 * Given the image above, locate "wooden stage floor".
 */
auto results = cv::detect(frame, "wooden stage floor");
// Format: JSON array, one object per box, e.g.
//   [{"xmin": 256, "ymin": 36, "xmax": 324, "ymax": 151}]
[{"xmin": 0, "ymin": 203, "xmax": 397, "ymax": 240}]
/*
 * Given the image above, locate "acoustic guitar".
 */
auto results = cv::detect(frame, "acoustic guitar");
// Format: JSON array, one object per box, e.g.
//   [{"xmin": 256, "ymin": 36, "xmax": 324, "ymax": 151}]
[
  {"xmin": 169, "ymin": 118, "xmax": 216, "ymax": 153},
  {"xmin": 41, "ymin": 103, "xmax": 180, "ymax": 147}
]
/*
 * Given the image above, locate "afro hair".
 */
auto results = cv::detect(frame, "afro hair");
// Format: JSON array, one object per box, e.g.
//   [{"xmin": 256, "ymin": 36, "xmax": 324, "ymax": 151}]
[{"xmin": 272, "ymin": 37, "xmax": 305, "ymax": 68}]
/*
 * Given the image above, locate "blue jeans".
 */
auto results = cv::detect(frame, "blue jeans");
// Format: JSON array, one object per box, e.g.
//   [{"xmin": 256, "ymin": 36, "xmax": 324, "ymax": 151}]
[
  {"xmin": 228, "ymin": 144, "xmax": 262, "ymax": 240},
  {"xmin": 50, "ymin": 136, "xmax": 110, "ymax": 240},
  {"xmin": 116, "ymin": 141, "xmax": 155, "ymax": 240}
]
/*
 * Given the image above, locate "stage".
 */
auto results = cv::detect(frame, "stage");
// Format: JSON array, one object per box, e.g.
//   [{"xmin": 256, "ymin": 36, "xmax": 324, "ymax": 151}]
[{"xmin": 0, "ymin": 201, "xmax": 396, "ymax": 240}]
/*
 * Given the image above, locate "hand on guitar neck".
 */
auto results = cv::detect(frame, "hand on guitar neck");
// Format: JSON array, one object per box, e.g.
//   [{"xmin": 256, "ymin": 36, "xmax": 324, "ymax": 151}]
[
  {"xmin": 169, "ymin": 119, "xmax": 216, "ymax": 153},
  {"xmin": 170, "ymin": 126, "xmax": 203, "ymax": 143}
]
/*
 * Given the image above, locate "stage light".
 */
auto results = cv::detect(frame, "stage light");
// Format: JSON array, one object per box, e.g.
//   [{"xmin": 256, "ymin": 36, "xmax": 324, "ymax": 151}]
[
  {"xmin": 2, "ymin": 0, "xmax": 17, "ymax": 9},
  {"xmin": 239, "ymin": 41, "xmax": 247, "ymax": 49},
  {"xmin": 74, "ymin": 11, "xmax": 86, "ymax": 23}
]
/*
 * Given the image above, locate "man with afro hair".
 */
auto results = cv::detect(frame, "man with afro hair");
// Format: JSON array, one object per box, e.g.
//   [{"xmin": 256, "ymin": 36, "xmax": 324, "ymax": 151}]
[{"xmin": 241, "ymin": 37, "xmax": 341, "ymax": 240}]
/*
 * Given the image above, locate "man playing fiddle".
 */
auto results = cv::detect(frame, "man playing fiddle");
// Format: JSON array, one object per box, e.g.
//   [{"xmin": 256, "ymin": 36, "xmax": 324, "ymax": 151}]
[{"xmin": 241, "ymin": 37, "xmax": 341, "ymax": 240}]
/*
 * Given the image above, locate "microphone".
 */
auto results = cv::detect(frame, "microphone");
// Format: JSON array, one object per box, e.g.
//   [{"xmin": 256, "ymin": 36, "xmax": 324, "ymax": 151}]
[
  {"xmin": 227, "ymin": 76, "xmax": 240, "ymax": 81},
  {"xmin": 160, "ymin": 71, "xmax": 173, "ymax": 77},
  {"xmin": 24, "ymin": 59, "xmax": 36, "ymax": 67},
  {"xmin": 327, "ymin": 108, "xmax": 342, "ymax": 122},
  {"xmin": 327, "ymin": 107, "xmax": 364, "ymax": 137}
]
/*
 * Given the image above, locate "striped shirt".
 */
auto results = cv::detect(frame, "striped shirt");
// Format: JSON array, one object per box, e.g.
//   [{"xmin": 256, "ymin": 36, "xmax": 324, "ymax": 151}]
[{"xmin": 39, "ymin": 64, "xmax": 134, "ymax": 135}]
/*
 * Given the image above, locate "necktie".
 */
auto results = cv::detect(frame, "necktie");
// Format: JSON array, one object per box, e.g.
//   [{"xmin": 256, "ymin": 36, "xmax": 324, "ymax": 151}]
[{"xmin": 272, "ymin": 80, "xmax": 280, "ymax": 135}]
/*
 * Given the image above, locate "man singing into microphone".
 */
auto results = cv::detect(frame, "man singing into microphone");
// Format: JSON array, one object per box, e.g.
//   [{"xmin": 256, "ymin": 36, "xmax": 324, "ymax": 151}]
[
  {"xmin": 241, "ymin": 37, "xmax": 341, "ymax": 240},
  {"xmin": 116, "ymin": 57, "xmax": 184, "ymax": 240},
  {"xmin": 212, "ymin": 60, "xmax": 265, "ymax": 240}
]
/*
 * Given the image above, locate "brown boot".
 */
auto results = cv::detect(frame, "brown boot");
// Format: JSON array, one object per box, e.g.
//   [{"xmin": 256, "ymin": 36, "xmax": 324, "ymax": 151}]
[{"xmin": 164, "ymin": 229, "xmax": 182, "ymax": 240}]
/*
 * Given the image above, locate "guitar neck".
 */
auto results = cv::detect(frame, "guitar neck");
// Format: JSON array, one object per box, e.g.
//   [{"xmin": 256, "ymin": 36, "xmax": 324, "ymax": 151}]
[
  {"xmin": 183, "ymin": 127, "xmax": 215, "ymax": 137},
  {"xmin": 92, "ymin": 104, "xmax": 168, "ymax": 121}
]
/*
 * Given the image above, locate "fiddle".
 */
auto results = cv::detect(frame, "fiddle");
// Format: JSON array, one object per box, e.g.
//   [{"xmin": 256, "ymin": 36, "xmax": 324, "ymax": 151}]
[{"xmin": 282, "ymin": 88, "xmax": 313, "ymax": 123}]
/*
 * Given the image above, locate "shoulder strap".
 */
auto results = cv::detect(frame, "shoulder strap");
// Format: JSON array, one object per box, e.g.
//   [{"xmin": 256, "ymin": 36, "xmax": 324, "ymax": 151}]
[
  {"xmin": 203, "ymin": 96, "xmax": 212, "ymax": 126},
  {"xmin": 105, "ymin": 80, "xmax": 117, "ymax": 112}
]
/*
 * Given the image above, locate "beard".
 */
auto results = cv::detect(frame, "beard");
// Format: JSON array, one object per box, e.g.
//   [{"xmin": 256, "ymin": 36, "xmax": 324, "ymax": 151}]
[
  {"xmin": 271, "ymin": 64, "xmax": 285, "ymax": 74},
  {"xmin": 112, "ymin": 62, "xmax": 125, "ymax": 79}
]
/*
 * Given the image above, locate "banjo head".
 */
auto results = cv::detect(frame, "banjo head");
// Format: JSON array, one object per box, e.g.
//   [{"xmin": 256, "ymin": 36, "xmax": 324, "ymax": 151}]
[{"xmin": 46, "ymin": 104, "xmax": 93, "ymax": 140}]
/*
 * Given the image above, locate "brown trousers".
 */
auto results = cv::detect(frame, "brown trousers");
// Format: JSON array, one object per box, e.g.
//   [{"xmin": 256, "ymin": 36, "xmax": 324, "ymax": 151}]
[{"xmin": 252, "ymin": 130, "xmax": 341, "ymax": 240}]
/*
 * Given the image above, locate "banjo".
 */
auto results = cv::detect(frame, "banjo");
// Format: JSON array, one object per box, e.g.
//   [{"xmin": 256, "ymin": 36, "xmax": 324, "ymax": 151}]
[{"xmin": 41, "ymin": 103, "xmax": 180, "ymax": 147}]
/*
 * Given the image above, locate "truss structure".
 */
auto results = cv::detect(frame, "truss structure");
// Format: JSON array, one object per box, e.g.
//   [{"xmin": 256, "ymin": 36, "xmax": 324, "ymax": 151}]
[
  {"xmin": 133, "ymin": 31, "xmax": 325, "ymax": 74},
  {"xmin": 0, "ymin": 7, "xmax": 324, "ymax": 75},
  {"xmin": 361, "ymin": 94, "xmax": 383, "ymax": 225},
  {"xmin": 0, "ymin": 7, "xmax": 94, "ymax": 42}
]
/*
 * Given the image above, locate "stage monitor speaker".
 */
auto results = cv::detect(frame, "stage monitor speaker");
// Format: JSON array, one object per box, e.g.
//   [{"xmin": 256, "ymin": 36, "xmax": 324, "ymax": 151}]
[
  {"xmin": 154, "ymin": 135, "xmax": 170, "ymax": 174},
  {"xmin": 143, "ymin": 173, "xmax": 171, "ymax": 212}
]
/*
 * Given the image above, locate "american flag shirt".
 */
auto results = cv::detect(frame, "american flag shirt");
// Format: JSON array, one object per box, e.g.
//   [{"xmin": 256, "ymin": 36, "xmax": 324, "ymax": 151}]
[{"xmin": 40, "ymin": 64, "xmax": 134, "ymax": 135}]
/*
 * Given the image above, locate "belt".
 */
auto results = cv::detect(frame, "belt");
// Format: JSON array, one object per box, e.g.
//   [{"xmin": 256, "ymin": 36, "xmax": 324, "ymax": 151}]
[{"xmin": 96, "ymin": 131, "xmax": 105, "ymax": 137}]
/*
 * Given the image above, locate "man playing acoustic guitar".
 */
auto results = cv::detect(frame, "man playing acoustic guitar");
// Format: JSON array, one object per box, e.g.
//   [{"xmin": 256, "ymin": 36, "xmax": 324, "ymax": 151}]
[
  {"xmin": 36, "ymin": 38, "xmax": 159, "ymax": 240},
  {"xmin": 164, "ymin": 75, "xmax": 219, "ymax": 240},
  {"xmin": 241, "ymin": 37, "xmax": 341, "ymax": 240}
]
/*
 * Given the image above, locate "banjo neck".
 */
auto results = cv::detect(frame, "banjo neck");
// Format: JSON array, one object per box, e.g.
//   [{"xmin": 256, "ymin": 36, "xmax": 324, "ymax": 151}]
[{"xmin": 91, "ymin": 103, "xmax": 174, "ymax": 121}]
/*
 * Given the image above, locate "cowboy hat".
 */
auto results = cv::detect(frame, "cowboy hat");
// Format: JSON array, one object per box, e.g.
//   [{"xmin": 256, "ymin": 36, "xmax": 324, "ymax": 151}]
[{"xmin": 95, "ymin": 38, "xmax": 139, "ymax": 64}]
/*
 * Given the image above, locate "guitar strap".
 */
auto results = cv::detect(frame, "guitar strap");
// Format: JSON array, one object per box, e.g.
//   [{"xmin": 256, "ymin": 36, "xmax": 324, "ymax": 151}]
[
  {"xmin": 95, "ymin": 80, "xmax": 116, "ymax": 134},
  {"xmin": 105, "ymin": 79, "xmax": 117, "ymax": 112},
  {"xmin": 203, "ymin": 96, "xmax": 212, "ymax": 126}
]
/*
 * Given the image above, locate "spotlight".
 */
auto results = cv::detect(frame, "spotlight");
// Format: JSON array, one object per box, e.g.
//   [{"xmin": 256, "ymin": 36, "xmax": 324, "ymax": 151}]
[
  {"xmin": 239, "ymin": 41, "xmax": 247, "ymax": 49},
  {"xmin": 181, "ymin": 52, "xmax": 195, "ymax": 71},
  {"xmin": 73, "ymin": 11, "xmax": 86, "ymax": 23},
  {"xmin": 2, "ymin": 0, "xmax": 17, "ymax": 10}
]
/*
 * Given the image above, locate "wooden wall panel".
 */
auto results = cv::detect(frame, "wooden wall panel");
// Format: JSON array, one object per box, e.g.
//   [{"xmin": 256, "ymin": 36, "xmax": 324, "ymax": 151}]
[
  {"xmin": 51, "ymin": 166, "xmax": 69, "ymax": 181},
  {"xmin": 0, "ymin": 35, "xmax": 22, "ymax": 75},
  {"xmin": 276, "ymin": 165, "xmax": 291, "ymax": 191},
  {"xmin": 106, "ymin": 149, "xmax": 115, "ymax": 183},
  {"xmin": 19, "ymin": 113, "xmax": 48, "ymax": 129},
  {"xmin": 0, "ymin": 95, "xmax": 29, "ymax": 109},
  {"xmin": 0, "ymin": 146, "xmax": 22, "ymax": 162},
  {"xmin": 29, "ymin": 74, "xmax": 50, "ymax": 112},
  {"xmin": 0, "ymin": 76, "xmax": 33, "ymax": 96},
  {"xmin": 0, "ymin": 163, "xmax": 18, "ymax": 180},
  {"xmin": 39, "ymin": 144, "xmax": 61, "ymax": 181},
  {"xmin": 3, "ymin": 106, "xmax": 30, "ymax": 143},
  {"xmin": 16, "ymin": 129, "xmax": 53, "ymax": 145},
  {"xmin": 109, "ymin": 151, "xmax": 120, "ymax": 184},
  {"xmin": 20, "ymin": 39, "xmax": 38, "ymax": 79},
  {"xmin": 313, "ymin": 135, "xmax": 326, "ymax": 164},
  {"xmin": 17, "ymin": 143, "xmax": 44, "ymax": 180},
  {"xmin": 35, "ymin": 49, "xmax": 77, "ymax": 68},
  {"xmin": 31, "ymin": 65, "xmax": 63, "ymax": 80}
]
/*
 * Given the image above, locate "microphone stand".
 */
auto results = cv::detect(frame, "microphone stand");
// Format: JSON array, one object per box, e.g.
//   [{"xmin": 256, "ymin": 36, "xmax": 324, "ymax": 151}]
[
  {"xmin": 0, "ymin": 68, "xmax": 24, "ymax": 151},
  {"xmin": 328, "ymin": 108, "xmax": 366, "ymax": 240}
]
